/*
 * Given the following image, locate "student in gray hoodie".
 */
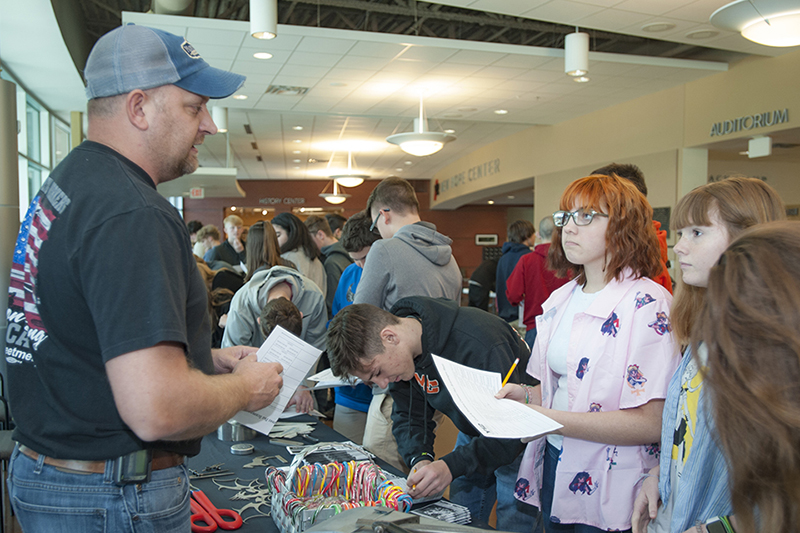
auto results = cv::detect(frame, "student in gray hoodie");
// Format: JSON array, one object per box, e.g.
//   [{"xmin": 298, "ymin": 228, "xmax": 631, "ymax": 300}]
[
  {"xmin": 354, "ymin": 177, "xmax": 462, "ymax": 473},
  {"xmin": 222, "ymin": 265, "xmax": 327, "ymax": 412}
]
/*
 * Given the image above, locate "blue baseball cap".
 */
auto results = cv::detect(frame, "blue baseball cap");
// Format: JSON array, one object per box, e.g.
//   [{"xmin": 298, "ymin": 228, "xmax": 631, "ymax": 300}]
[{"xmin": 84, "ymin": 24, "xmax": 246, "ymax": 100}]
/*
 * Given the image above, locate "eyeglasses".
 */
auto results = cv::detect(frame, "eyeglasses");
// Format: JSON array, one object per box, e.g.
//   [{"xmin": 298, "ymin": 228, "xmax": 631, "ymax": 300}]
[
  {"xmin": 369, "ymin": 209, "xmax": 389, "ymax": 232},
  {"xmin": 552, "ymin": 209, "xmax": 608, "ymax": 227}
]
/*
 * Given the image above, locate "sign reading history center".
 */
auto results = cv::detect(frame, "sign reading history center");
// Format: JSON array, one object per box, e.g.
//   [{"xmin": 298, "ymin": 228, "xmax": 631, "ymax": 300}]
[
  {"xmin": 434, "ymin": 158, "xmax": 501, "ymax": 200},
  {"xmin": 258, "ymin": 197, "xmax": 306, "ymax": 205},
  {"xmin": 709, "ymin": 108, "xmax": 788, "ymax": 137}
]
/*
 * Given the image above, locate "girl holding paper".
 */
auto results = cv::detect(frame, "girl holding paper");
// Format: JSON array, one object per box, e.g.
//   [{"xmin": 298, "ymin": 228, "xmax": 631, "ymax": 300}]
[{"xmin": 498, "ymin": 174, "xmax": 679, "ymax": 532}]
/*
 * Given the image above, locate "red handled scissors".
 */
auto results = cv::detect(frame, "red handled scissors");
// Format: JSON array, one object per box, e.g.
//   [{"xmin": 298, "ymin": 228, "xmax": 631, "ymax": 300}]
[{"xmin": 190, "ymin": 489, "xmax": 243, "ymax": 532}]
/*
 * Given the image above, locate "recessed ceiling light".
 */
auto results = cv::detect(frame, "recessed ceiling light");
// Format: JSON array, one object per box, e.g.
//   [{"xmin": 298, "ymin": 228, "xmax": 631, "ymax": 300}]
[
  {"xmin": 230, "ymin": 206, "xmax": 237, "ymax": 211},
  {"xmin": 329, "ymin": 82, "xmax": 347, "ymax": 87},
  {"xmin": 292, "ymin": 150, "xmax": 301, "ymax": 154},
  {"xmin": 404, "ymin": 161, "xmax": 413, "ymax": 165},
  {"xmin": 294, "ymin": 166, "xmax": 300, "ymax": 169},
  {"xmin": 293, "ymin": 139, "xmax": 302, "ymax": 143},
  {"xmin": 686, "ymin": 29, "xmax": 719, "ymax": 40},
  {"xmin": 293, "ymin": 126, "xmax": 303, "ymax": 130},
  {"xmin": 232, "ymin": 94, "xmax": 248, "ymax": 100},
  {"xmin": 487, "ymin": 200, "xmax": 495, "ymax": 205},
  {"xmin": 293, "ymin": 159, "xmax": 301, "ymax": 163},
  {"xmin": 642, "ymin": 22, "xmax": 676, "ymax": 33},
  {"xmin": 396, "ymin": 168, "xmax": 403, "ymax": 172},
  {"xmin": 253, "ymin": 52, "xmax": 273, "ymax": 59},
  {"xmin": 262, "ymin": 209, "xmax": 268, "ymax": 215},
  {"xmin": 444, "ymin": 129, "xmax": 455, "ymax": 134},
  {"xmin": 507, "ymin": 195, "xmax": 515, "ymax": 199},
  {"xmin": 458, "ymin": 107, "xmax": 477, "ymax": 113},
  {"xmin": 574, "ymin": 76, "xmax": 590, "ymax": 83},
  {"xmin": 494, "ymin": 109, "xmax": 508, "ymax": 115}
]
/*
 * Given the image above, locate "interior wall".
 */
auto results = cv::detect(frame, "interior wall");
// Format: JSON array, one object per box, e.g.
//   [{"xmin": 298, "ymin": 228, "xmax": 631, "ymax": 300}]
[
  {"xmin": 708, "ymin": 156, "xmax": 800, "ymax": 206},
  {"xmin": 183, "ymin": 179, "xmax": 510, "ymax": 278}
]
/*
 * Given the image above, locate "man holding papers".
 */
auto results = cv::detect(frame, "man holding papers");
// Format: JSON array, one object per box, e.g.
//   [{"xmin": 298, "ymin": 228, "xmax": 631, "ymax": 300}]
[{"xmin": 327, "ymin": 296, "xmax": 540, "ymax": 532}]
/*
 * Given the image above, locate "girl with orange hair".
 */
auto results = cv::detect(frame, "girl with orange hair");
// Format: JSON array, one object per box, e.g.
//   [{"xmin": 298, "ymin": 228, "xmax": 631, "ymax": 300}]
[{"xmin": 499, "ymin": 174, "xmax": 679, "ymax": 532}]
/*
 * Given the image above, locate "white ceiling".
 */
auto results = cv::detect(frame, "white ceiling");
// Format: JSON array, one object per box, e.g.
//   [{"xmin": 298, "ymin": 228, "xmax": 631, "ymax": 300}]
[{"xmin": 2, "ymin": 0, "xmax": 798, "ymax": 203}]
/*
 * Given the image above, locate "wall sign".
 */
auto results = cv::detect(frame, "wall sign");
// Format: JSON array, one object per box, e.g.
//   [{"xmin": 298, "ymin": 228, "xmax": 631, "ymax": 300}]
[
  {"xmin": 709, "ymin": 108, "xmax": 788, "ymax": 137},
  {"xmin": 259, "ymin": 197, "xmax": 306, "ymax": 205},
  {"xmin": 435, "ymin": 158, "xmax": 501, "ymax": 200},
  {"xmin": 475, "ymin": 234, "xmax": 499, "ymax": 246}
]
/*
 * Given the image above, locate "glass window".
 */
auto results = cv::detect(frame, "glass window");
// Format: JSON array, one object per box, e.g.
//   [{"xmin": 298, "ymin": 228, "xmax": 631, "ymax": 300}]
[
  {"xmin": 53, "ymin": 121, "xmax": 70, "ymax": 167},
  {"xmin": 26, "ymin": 101, "xmax": 41, "ymax": 163}
]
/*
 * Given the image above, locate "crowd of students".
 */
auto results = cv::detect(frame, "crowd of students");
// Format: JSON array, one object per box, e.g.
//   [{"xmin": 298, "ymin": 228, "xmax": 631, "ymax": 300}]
[{"xmin": 188, "ymin": 171, "xmax": 797, "ymax": 533}]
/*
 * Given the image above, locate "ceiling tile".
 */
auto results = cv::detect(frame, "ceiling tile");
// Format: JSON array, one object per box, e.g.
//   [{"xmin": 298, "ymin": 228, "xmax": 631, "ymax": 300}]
[
  {"xmin": 447, "ymin": 49, "xmax": 509, "ymax": 65},
  {"xmin": 524, "ymin": 1, "xmax": 605, "ymax": 24}
]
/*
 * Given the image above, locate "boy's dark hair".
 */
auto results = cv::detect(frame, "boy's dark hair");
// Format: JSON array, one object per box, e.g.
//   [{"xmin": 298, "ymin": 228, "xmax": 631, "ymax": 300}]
[
  {"xmin": 304, "ymin": 215, "xmax": 333, "ymax": 238},
  {"xmin": 327, "ymin": 304, "xmax": 399, "ymax": 377},
  {"xmin": 271, "ymin": 212, "xmax": 320, "ymax": 260},
  {"xmin": 366, "ymin": 177, "xmax": 420, "ymax": 216},
  {"xmin": 259, "ymin": 297, "xmax": 303, "ymax": 339},
  {"xmin": 325, "ymin": 213, "xmax": 347, "ymax": 234},
  {"xmin": 187, "ymin": 220, "xmax": 203, "ymax": 234},
  {"xmin": 508, "ymin": 220, "xmax": 535, "ymax": 244},
  {"xmin": 592, "ymin": 163, "xmax": 647, "ymax": 197},
  {"xmin": 340, "ymin": 210, "xmax": 381, "ymax": 253}
]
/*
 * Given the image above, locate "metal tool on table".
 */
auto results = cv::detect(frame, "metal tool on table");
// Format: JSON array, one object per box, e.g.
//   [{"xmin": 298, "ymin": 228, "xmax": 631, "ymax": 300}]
[{"xmin": 190, "ymin": 488, "xmax": 244, "ymax": 532}]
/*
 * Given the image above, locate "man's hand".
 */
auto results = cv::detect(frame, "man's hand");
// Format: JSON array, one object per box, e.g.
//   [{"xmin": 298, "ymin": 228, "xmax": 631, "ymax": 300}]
[
  {"xmin": 406, "ymin": 460, "xmax": 452, "ymax": 498},
  {"xmin": 212, "ymin": 345, "xmax": 257, "ymax": 374},
  {"xmin": 631, "ymin": 468, "xmax": 661, "ymax": 533},
  {"xmin": 231, "ymin": 238, "xmax": 245, "ymax": 253},
  {"xmin": 287, "ymin": 388, "xmax": 314, "ymax": 413},
  {"xmin": 232, "ymin": 355, "xmax": 284, "ymax": 412}
]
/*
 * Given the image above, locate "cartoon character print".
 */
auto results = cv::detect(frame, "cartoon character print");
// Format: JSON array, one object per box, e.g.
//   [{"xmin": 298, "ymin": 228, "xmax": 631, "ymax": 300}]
[
  {"xmin": 648, "ymin": 311, "xmax": 672, "ymax": 336},
  {"xmin": 568, "ymin": 472, "xmax": 597, "ymax": 495},
  {"xmin": 606, "ymin": 446, "xmax": 618, "ymax": 470},
  {"xmin": 515, "ymin": 478, "xmax": 532, "ymax": 500},
  {"xmin": 634, "ymin": 291, "xmax": 656, "ymax": 309},
  {"xmin": 601, "ymin": 312, "xmax": 619, "ymax": 337},
  {"xmin": 576, "ymin": 357, "xmax": 590, "ymax": 380},
  {"xmin": 626, "ymin": 364, "xmax": 648, "ymax": 395},
  {"xmin": 588, "ymin": 402, "xmax": 602, "ymax": 412}
]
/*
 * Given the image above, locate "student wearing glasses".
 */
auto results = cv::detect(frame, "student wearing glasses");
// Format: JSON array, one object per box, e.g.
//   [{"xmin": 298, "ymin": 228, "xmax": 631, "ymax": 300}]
[{"xmin": 498, "ymin": 174, "xmax": 679, "ymax": 532}]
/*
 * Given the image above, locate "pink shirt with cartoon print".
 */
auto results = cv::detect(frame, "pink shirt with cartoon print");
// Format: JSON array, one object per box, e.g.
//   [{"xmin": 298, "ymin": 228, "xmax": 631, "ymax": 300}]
[{"xmin": 515, "ymin": 270, "xmax": 679, "ymax": 530}]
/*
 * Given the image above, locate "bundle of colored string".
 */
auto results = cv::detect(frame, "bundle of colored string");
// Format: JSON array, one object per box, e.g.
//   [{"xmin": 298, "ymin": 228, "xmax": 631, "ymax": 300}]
[{"xmin": 266, "ymin": 460, "xmax": 412, "ymax": 528}]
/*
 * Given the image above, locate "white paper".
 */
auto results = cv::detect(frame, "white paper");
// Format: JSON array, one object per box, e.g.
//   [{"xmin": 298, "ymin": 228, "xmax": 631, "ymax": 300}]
[
  {"xmin": 306, "ymin": 367, "xmax": 362, "ymax": 389},
  {"xmin": 233, "ymin": 326, "xmax": 322, "ymax": 435},
  {"xmin": 431, "ymin": 354, "xmax": 562, "ymax": 439}
]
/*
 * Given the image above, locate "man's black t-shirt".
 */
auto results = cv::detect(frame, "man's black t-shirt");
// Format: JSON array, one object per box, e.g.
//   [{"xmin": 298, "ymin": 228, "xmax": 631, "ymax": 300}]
[{"xmin": 6, "ymin": 141, "xmax": 213, "ymax": 460}]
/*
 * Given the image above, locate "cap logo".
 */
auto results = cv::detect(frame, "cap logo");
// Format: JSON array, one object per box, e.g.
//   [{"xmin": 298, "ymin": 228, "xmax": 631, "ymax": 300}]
[{"xmin": 181, "ymin": 40, "xmax": 201, "ymax": 59}]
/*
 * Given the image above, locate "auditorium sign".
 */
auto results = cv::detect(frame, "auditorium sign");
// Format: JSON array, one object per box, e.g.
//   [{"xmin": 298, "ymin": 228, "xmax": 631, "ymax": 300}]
[{"xmin": 709, "ymin": 108, "xmax": 788, "ymax": 137}]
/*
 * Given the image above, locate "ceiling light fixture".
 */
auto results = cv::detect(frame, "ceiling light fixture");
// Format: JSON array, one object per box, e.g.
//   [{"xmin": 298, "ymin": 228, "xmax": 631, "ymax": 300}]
[
  {"xmin": 250, "ymin": 0, "xmax": 277, "ymax": 39},
  {"xmin": 564, "ymin": 30, "xmax": 589, "ymax": 77},
  {"xmin": 319, "ymin": 180, "xmax": 351, "ymax": 205},
  {"xmin": 233, "ymin": 94, "xmax": 248, "ymax": 100},
  {"xmin": 211, "ymin": 106, "xmax": 228, "ymax": 133},
  {"xmin": 330, "ymin": 151, "xmax": 368, "ymax": 187},
  {"xmin": 711, "ymin": 0, "xmax": 800, "ymax": 47},
  {"xmin": 253, "ymin": 52, "xmax": 273, "ymax": 59},
  {"xmin": 494, "ymin": 109, "xmax": 508, "ymax": 115},
  {"xmin": 386, "ymin": 95, "xmax": 456, "ymax": 156}
]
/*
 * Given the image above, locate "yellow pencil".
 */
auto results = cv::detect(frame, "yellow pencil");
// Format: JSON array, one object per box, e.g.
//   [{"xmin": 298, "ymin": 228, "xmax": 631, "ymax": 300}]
[{"xmin": 500, "ymin": 358, "xmax": 519, "ymax": 388}]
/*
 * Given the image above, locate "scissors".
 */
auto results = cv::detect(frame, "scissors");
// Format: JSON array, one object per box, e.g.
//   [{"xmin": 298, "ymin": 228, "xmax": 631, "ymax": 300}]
[{"xmin": 190, "ymin": 489, "xmax": 243, "ymax": 532}]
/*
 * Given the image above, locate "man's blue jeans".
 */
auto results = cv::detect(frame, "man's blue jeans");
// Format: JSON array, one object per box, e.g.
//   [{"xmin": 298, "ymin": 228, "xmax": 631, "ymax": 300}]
[
  {"xmin": 448, "ymin": 432, "xmax": 541, "ymax": 533},
  {"xmin": 8, "ymin": 444, "xmax": 191, "ymax": 532}
]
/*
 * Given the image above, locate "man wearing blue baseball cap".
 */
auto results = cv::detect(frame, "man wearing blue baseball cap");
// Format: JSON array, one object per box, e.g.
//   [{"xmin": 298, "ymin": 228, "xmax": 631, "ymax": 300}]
[{"xmin": 5, "ymin": 24, "xmax": 284, "ymax": 531}]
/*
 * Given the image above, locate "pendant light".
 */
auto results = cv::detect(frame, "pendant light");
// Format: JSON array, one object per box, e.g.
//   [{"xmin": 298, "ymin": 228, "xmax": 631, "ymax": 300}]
[
  {"xmin": 250, "ymin": 0, "xmax": 277, "ymax": 40},
  {"xmin": 330, "ymin": 151, "xmax": 368, "ymax": 187},
  {"xmin": 565, "ymin": 30, "xmax": 590, "ymax": 81},
  {"xmin": 711, "ymin": 0, "xmax": 800, "ymax": 47},
  {"xmin": 319, "ymin": 180, "xmax": 350, "ymax": 205},
  {"xmin": 386, "ymin": 95, "xmax": 456, "ymax": 157}
]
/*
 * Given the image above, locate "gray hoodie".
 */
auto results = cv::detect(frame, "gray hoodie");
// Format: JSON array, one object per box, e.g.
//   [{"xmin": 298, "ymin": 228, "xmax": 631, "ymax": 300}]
[
  {"xmin": 354, "ymin": 221, "xmax": 462, "ymax": 311},
  {"xmin": 221, "ymin": 266, "xmax": 327, "ymax": 351}
]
